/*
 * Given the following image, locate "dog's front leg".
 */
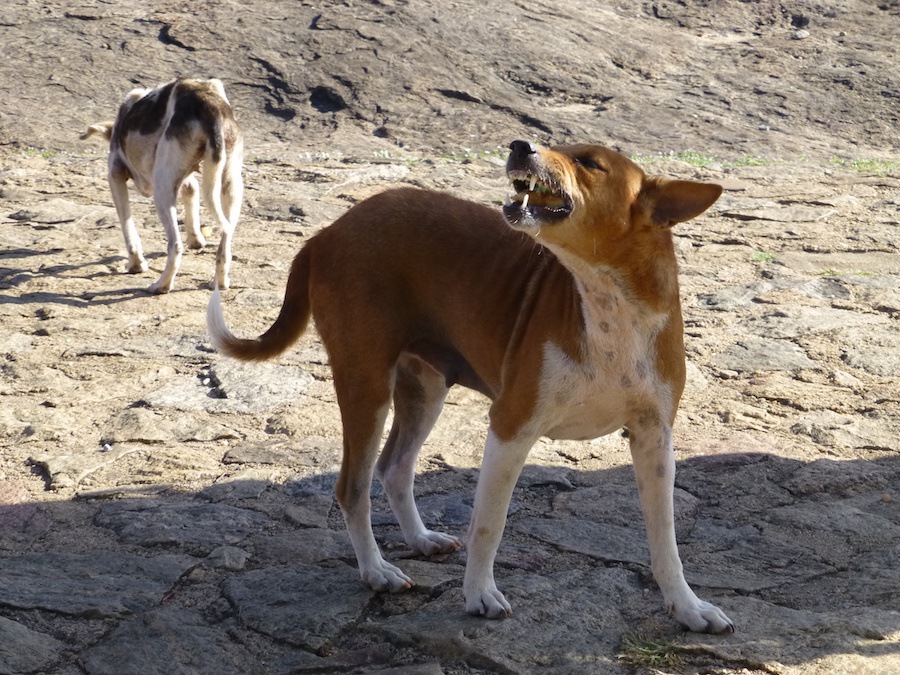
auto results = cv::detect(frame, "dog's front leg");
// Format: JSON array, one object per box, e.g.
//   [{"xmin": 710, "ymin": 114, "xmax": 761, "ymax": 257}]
[
  {"xmin": 464, "ymin": 428, "xmax": 535, "ymax": 619},
  {"xmin": 107, "ymin": 165, "xmax": 148, "ymax": 274},
  {"xmin": 629, "ymin": 412, "xmax": 734, "ymax": 633}
]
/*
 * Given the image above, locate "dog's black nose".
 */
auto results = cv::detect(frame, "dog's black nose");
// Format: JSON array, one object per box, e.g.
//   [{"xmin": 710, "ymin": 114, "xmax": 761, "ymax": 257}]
[{"xmin": 508, "ymin": 139, "xmax": 537, "ymax": 157}]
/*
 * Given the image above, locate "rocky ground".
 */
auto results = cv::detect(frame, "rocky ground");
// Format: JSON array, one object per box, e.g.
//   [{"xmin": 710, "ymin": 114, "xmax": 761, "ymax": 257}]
[{"xmin": 1, "ymin": 1, "xmax": 899, "ymax": 673}]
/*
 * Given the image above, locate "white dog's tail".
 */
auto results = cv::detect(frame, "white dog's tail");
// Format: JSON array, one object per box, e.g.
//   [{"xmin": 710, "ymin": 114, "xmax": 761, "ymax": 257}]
[{"xmin": 79, "ymin": 121, "xmax": 114, "ymax": 142}]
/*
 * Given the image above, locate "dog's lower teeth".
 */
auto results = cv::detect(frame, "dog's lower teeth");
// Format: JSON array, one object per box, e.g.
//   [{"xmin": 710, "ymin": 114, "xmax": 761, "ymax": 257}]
[{"xmin": 521, "ymin": 193, "xmax": 529, "ymax": 209}]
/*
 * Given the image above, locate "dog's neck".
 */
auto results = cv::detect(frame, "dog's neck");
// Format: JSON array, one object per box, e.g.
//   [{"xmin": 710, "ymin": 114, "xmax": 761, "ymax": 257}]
[{"xmin": 541, "ymin": 231, "xmax": 681, "ymax": 321}]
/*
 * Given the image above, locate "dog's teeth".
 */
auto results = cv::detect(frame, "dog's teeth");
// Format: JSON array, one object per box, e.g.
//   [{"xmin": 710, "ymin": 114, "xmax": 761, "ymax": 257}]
[
  {"xmin": 521, "ymin": 192, "xmax": 529, "ymax": 210},
  {"xmin": 529, "ymin": 175, "xmax": 537, "ymax": 192}
]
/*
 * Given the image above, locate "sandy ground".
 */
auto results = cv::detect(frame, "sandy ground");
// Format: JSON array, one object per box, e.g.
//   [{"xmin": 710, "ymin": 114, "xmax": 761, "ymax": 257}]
[{"xmin": 1, "ymin": 1, "xmax": 899, "ymax": 673}]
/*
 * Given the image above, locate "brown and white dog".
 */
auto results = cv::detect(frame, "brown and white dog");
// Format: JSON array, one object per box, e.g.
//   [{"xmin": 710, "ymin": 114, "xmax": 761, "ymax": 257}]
[
  {"xmin": 81, "ymin": 78, "xmax": 243, "ymax": 294},
  {"xmin": 206, "ymin": 140, "xmax": 734, "ymax": 633}
]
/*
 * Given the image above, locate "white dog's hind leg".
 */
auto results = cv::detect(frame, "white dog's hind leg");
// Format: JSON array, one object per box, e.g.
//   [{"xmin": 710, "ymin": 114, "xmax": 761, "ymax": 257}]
[
  {"xmin": 214, "ymin": 145, "xmax": 243, "ymax": 290},
  {"xmin": 108, "ymin": 165, "xmax": 148, "ymax": 274},
  {"xmin": 375, "ymin": 356, "xmax": 460, "ymax": 556},
  {"xmin": 464, "ymin": 428, "xmax": 536, "ymax": 619},
  {"xmin": 149, "ymin": 146, "xmax": 186, "ymax": 294},
  {"xmin": 181, "ymin": 174, "xmax": 205, "ymax": 250},
  {"xmin": 222, "ymin": 142, "xmax": 244, "ymax": 231},
  {"xmin": 628, "ymin": 410, "xmax": 734, "ymax": 634},
  {"xmin": 203, "ymin": 142, "xmax": 241, "ymax": 290}
]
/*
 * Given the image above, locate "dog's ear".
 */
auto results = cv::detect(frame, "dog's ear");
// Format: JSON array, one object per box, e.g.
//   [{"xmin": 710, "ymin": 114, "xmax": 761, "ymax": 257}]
[
  {"xmin": 641, "ymin": 177, "xmax": 723, "ymax": 228},
  {"xmin": 79, "ymin": 122, "xmax": 114, "ymax": 142}
]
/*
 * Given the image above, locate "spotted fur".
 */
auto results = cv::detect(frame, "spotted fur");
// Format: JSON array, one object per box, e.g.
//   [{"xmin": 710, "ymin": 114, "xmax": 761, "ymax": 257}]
[{"xmin": 80, "ymin": 77, "xmax": 243, "ymax": 294}]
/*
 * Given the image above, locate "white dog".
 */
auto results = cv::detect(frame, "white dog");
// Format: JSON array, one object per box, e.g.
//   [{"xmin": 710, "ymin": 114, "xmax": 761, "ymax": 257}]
[{"xmin": 81, "ymin": 78, "xmax": 243, "ymax": 294}]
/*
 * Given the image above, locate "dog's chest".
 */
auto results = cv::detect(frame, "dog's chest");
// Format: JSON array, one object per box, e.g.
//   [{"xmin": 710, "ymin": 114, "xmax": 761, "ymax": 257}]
[{"xmin": 538, "ymin": 276, "xmax": 669, "ymax": 441}]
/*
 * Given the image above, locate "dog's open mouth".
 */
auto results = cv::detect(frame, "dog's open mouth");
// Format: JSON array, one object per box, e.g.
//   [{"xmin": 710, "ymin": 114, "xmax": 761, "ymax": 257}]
[{"xmin": 502, "ymin": 170, "xmax": 572, "ymax": 226}]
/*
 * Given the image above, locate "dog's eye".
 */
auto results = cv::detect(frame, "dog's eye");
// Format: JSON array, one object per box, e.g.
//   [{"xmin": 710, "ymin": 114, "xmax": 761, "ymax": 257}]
[{"xmin": 575, "ymin": 156, "xmax": 607, "ymax": 172}]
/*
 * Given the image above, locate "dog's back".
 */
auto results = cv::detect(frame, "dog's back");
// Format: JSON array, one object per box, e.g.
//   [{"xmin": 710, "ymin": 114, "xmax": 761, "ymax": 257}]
[{"xmin": 110, "ymin": 79, "xmax": 240, "ymax": 193}]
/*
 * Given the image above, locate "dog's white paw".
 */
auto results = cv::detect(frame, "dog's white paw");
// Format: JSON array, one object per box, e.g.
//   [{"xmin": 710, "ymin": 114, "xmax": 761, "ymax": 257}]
[
  {"xmin": 411, "ymin": 531, "xmax": 461, "ymax": 556},
  {"xmin": 210, "ymin": 275, "xmax": 230, "ymax": 291},
  {"xmin": 465, "ymin": 585, "xmax": 512, "ymax": 619},
  {"xmin": 148, "ymin": 279, "xmax": 173, "ymax": 295},
  {"xmin": 670, "ymin": 599, "xmax": 734, "ymax": 634},
  {"xmin": 361, "ymin": 560, "xmax": 414, "ymax": 593},
  {"xmin": 187, "ymin": 235, "xmax": 206, "ymax": 250},
  {"xmin": 127, "ymin": 260, "xmax": 149, "ymax": 274}
]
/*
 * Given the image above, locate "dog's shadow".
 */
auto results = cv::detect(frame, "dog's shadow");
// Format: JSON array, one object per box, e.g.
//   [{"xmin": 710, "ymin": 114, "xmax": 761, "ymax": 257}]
[{"xmin": 0, "ymin": 248, "xmax": 214, "ymax": 307}]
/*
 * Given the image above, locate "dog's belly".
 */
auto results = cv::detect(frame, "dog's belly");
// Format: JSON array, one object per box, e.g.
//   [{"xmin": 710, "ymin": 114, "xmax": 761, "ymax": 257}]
[{"xmin": 544, "ymin": 407, "xmax": 625, "ymax": 441}]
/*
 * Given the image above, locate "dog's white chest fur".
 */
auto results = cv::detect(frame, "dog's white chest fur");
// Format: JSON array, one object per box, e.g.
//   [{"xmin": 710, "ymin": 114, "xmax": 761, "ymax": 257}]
[{"xmin": 538, "ymin": 271, "xmax": 670, "ymax": 441}]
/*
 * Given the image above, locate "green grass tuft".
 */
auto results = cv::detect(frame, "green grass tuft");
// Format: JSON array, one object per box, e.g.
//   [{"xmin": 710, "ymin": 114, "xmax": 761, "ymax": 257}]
[
  {"xmin": 752, "ymin": 251, "xmax": 776, "ymax": 263},
  {"xmin": 829, "ymin": 157, "xmax": 899, "ymax": 176}
]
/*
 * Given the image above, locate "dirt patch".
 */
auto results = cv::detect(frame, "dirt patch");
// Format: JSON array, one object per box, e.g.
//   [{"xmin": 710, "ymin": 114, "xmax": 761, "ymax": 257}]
[{"xmin": 1, "ymin": 1, "xmax": 898, "ymax": 673}]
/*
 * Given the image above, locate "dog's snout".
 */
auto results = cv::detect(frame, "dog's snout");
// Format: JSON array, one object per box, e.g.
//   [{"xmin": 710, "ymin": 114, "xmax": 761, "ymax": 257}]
[{"xmin": 508, "ymin": 140, "xmax": 537, "ymax": 157}]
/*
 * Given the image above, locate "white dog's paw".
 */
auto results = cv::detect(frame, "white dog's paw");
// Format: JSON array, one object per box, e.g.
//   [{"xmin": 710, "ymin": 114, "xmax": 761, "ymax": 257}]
[
  {"xmin": 361, "ymin": 560, "xmax": 414, "ymax": 593},
  {"xmin": 670, "ymin": 599, "xmax": 734, "ymax": 634},
  {"xmin": 127, "ymin": 260, "xmax": 149, "ymax": 274},
  {"xmin": 211, "ymin": 275, "xmax": 230, "ymax": 291},
  {"xmin": 411, "ymin": 531, "xmax": 461, "ymax": 556},
  {"xmin": 186, "ymin": 235, "xmax": 206, "ymax": 250},
  {"xmin": 148, "ymin": 278, "xmax": 173, "ymax": 295},
  {"xmin": 465, "ymin": 585, "xmax": 512, "ymax": 619}
]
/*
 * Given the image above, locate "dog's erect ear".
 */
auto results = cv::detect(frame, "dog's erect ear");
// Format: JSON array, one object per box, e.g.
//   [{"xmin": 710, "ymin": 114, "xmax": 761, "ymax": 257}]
[
  {"xmin": 641, "ymin": 177, "xmax": 723, "ymax": 228},
  {"xmin": 79, "ymin": 122, "xmax": 114, "ymax": 142}
]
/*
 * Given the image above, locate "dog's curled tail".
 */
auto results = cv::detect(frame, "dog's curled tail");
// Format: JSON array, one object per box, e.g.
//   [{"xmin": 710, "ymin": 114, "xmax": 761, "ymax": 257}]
[{"xmin": 207, "ymin": 250, "xmax": 312, "ymax": 362}]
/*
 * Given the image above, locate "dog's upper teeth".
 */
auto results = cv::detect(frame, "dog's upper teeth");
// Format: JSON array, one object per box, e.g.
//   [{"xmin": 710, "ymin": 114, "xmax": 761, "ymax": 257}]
[{"xmin": 529, "ymin": 175, "xmax": 537, "ymax": 192}]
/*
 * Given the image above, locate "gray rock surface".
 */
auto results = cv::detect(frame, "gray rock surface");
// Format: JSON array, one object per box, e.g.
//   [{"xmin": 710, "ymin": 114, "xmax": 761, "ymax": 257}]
[
  {"xmin": 0, "ymin": 552, "xmax": 195, "ymax": 617},
  {"xmin": 0, "ymin": 616, "xmax": 66, "ymax": 675},
  {"xmin": 0, "ymin": 1, "xmax": 899, "ymax": 673}
]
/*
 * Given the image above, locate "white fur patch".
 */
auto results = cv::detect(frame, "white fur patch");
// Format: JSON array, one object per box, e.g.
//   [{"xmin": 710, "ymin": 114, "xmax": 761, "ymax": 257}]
[{"xmin": 537, "ymin": 268, "xmax": 672, "ymax": 440}]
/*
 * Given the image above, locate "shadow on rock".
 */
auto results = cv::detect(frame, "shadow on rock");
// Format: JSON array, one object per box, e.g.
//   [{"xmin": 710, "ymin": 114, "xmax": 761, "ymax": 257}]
[{"xmin": 1, "ymin": 452, "xmax": 899, "ymax": 674}]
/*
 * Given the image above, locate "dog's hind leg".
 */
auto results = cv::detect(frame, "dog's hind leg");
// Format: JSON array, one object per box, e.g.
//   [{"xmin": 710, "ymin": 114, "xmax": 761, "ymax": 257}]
[
  {"xmin": 205, "ymin": 142, "xmax": 242, "ymax": 290},
  {"xmin": 334, "ymin": 367, "xmax": 414, "ymax": 593},
  {"xmin": 222, "ymin": 142, "xmax": 244, "ymax": 231},
  {"xmin": 149, "ymin": 182, "xmax": 183, "ymax": 294},
  {"xmin": 628, "ymin": 409, "xmax": 735, "ymax": 634},
  {"xmin": 181, "ymin": 174, "xmax": 206, "ymax": 250},
  {"xmin": 149, "ymin": 141, "xmax": 191, "ymax": 294},
  {"xmin": 108, "ymin": 162, "xmax": 148, "ymax": 274},
  {"xmin": 375, "ymin": 355, "xmax": 461, "ymax": 557}
]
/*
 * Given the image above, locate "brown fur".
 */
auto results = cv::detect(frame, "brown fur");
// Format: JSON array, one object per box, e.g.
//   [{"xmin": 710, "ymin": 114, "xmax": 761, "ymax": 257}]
[{"xmin": 207, "ymin": 141, "xmax": 734, "ymax": 634}]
